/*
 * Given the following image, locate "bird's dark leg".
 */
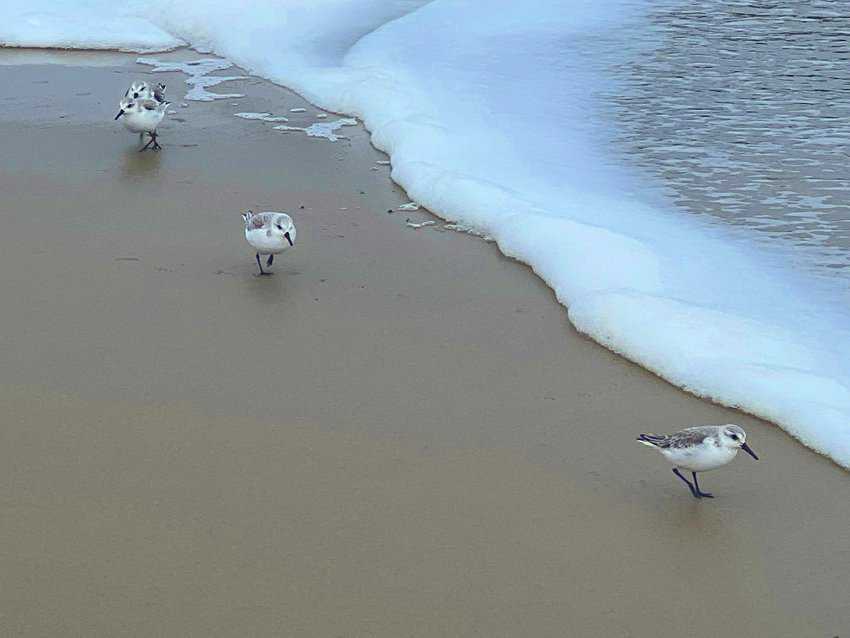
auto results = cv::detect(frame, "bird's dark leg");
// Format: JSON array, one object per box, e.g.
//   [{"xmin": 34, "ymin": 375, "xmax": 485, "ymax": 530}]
[
  {"xmin": 139, "ymin": 135, "xmax": 154, "ymax": 152},
  {"xmin": 691, "ymin": 472, "xmax": 713, "ymax": 498},
  {"xmin": 150, "ymin": 131, "xmax": 161, "ymax": 151},
  {"xmin": 255, "ymin": 253, "xmax": 272, "ymax": 276},
  {"xmin": 266, "ymin": 253, "xmax": 274, "ymax": 267},
  {"xmin": 672, "ymin": 468, "xmax": 700, "ymax": 498}
]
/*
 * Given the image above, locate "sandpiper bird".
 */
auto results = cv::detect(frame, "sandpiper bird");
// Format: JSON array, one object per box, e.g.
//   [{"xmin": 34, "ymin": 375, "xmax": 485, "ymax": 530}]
[
  {"xmin": 638, "ymin": 424, "xmax": 759, "ymax": 498},
  {"xmin": 242, "ymin": 211, "xmax": 296, "ymax": 275},
  {"xmin": 115, "ymin": 97, "xmax": 170, "ymax": 151}
]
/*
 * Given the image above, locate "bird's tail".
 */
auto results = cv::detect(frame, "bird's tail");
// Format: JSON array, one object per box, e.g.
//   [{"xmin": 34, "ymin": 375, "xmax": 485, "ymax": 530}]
[
  {"xmin": 241, "ymin": 209, "xmax": 254, "ymax": 226},
  {"xmin": 637, "ymin": 433, "xmax": 668, "ymax": 448}
]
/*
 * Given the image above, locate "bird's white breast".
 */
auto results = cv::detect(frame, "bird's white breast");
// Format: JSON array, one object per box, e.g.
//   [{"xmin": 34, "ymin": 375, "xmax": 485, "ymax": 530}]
[
  {"xmin": 245, "ymin": 228, "xmax": 291, "ymax": 254},
  {"xmin": 122, "ymin": 109, "xmax": 164, "ymax": 133},
  {"xmin": 661, "ymin": 441, "xmax": 738, "ymax": 472}
]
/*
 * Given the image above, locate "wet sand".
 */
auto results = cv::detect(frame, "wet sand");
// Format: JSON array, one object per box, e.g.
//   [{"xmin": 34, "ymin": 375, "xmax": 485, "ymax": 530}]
[{"xmin": 0, "ymin": 50, "xmax": 847, "ymax": 637}]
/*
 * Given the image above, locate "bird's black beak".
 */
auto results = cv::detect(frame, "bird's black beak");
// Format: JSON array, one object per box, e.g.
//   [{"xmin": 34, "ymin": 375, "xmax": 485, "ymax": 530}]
[
  {"xmin": 115, "ymin": 109, "xmax": 124, "ymax": 120},
  {"xmin": 285, "ymin": 232, "xmax": 293, "ymax": 246},
  {"xmin": 741, "ymin": 442, "xmax": 759, "ymax": 460}
]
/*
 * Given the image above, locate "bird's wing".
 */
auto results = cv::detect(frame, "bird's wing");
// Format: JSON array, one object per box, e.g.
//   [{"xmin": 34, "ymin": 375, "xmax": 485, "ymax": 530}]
[
  {"xmin": 638, "ymin": 426, "xmax": 716, "ymax": 449},
  {"xmin": 248, "ymin": 213, "xmax": 278, "ymax": 229},
  {"xmin": 667, "ymin": 427, "xmax": 717, "ymax": 449},
  {"xmin": 139, "ymin": 99, "xmax": 159, "ymax": 111},
  {"xmin": 637, "ymin": 433, "xmax": 672, "ymax": 448}
]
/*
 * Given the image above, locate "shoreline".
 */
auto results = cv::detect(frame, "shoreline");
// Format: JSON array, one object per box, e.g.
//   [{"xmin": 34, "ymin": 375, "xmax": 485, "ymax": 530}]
[{"xmin": 0, "ymin": 49, "xmax": 847, "ymax": 637}]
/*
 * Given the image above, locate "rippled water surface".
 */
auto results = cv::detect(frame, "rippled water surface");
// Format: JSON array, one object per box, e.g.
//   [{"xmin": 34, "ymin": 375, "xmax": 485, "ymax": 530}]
[{"xmin": 605, "ymin": 0, "xmax": 850, "ymax": 276}]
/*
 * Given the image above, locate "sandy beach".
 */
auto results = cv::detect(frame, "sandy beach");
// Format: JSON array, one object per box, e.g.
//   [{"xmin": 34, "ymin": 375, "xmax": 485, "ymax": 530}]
[{"xmin": 0, "ymin": 50, "xmax": 847, "ymax": 637}]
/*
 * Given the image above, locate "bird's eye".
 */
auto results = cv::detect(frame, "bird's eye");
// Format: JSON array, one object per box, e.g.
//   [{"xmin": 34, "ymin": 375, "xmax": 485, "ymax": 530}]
[{"xmin": 729, "ymin": 433, "xmax": 739, "ymax": 440}]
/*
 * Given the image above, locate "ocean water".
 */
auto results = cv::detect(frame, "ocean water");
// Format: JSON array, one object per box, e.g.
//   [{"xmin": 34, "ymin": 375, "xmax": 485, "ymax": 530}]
[
  {"xmin": 2, "ymin": 0, "xmax": 849, "ymax": 467},
  {"xmin": 606, "ymin": 0, "xmax": 850, "ymax": 278}
]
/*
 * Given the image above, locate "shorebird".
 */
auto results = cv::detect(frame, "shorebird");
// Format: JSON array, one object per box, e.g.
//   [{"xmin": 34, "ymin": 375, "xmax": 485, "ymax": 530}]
[
  {"xmin": 242, "ymin": 211, "xmax": 296, "ymax": 275},
  {"xmin": 115, "ymin": 97, "xmax": 170, "ymax": 151},
  {"xmin": 638, "ymin": 424, "xmax": 759, "ymax": 498}
]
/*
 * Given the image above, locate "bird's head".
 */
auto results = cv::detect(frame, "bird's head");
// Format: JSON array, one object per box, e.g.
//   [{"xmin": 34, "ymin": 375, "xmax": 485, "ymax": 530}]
[
  {"xmin": 115, "ymin": 97, "xmax": 133, "ymax": 120},
  {"xmin": 721, "ymin": 424, "xmax": 758, "ymax": 460},
  {"xmin": 274, "ymin": 214, "xmax": 296, "ymax": 246},
  {"xmin": 128, "ymin": 80, "xmax": 149, "ymax": 99}
]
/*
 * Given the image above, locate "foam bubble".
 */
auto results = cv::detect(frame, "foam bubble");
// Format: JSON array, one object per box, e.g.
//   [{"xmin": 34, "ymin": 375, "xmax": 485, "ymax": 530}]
[
  {"xmin": 137, "ymin": 57, "xmax": 245, "ymax": 101},
  {"xmin": 273, "ymin": 118, "xmax": 357, "ymax": 142}
]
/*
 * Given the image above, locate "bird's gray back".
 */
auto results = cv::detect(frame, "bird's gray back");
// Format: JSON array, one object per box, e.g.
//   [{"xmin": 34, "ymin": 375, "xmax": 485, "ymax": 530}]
[
  {"xmin": 640, "ymin": 426, "xmax": 720, "ymax": 449},
  {"xmin": 247, "ymin": 212, "xmax": 290, "ymax": 229},
  {"xmin": 665, "ymin": 426, "xmax": 721, "ymax": 449}
]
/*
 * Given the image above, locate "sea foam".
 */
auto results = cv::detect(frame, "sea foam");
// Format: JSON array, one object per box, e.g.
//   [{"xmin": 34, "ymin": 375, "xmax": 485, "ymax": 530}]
[
  {"xmin": 137, "ymin": 57, "xmax": 245, "ymax": 101},
  {"xmin": 0, "ymin": 1, "xmax": 182, "ymax": 52},
  {"xmin": 273, "ymin": 118, "xmax": 357, "ymax": 143},
  {"xmin": 2, "ymin": 0, "xmax": 849, "ymax": 467}
]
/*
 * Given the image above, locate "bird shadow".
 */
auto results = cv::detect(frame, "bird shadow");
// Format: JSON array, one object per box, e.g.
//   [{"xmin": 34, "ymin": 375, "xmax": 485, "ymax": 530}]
[
  {"xmin": 120, "ymin": 144, "xmax": 163, "ymax": 180},
  {"xmin": 241, "ymin": 269, "xmax": 293, "ymax": 305}
]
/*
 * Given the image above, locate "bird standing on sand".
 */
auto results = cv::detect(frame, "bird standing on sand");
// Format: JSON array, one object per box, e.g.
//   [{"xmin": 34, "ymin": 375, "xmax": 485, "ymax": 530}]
[
  {"xmin": 242, "ymin": 211, "xmax": 296, "ymax": 275},
  {"xmin": 115, "ymin": 97, "xmax": 170, "ymax": 151},
  {"xmin": 638, "ymin": 424, "xmax": 759, "ymax": 498}
]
